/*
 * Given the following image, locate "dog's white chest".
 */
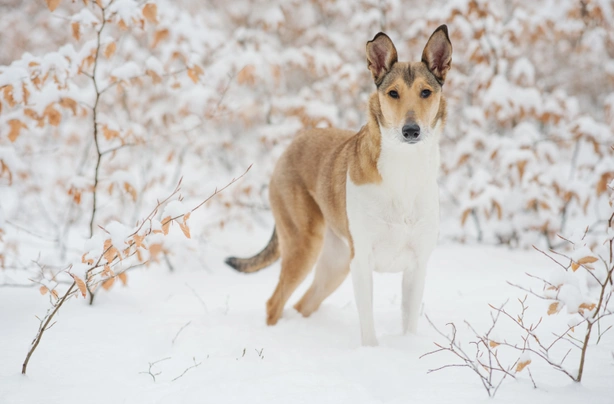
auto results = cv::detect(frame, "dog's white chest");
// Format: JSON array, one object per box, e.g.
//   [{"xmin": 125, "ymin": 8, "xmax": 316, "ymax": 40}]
[{"xmin": 346, "ymin": 139, "xmax": 440, "ymax": 273}]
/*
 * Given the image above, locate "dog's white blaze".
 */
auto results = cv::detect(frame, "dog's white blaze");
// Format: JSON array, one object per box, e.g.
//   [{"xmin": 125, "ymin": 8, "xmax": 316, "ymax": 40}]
[{"xmin": 346, "ymin": 126, "xmax": 441, "ymax": 344}]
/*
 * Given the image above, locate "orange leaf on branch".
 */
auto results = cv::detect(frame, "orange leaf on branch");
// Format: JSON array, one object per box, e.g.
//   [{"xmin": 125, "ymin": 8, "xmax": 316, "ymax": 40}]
[
  {"xmin": 547, "ymin": 301, "xmax": 561, "ymax": 315},
  {"xmin": 46, "ymin": 0, "xmax": 61, "ymax": 12},
  {"xmin": 7, "ymin": 120, "xmax": 28, "ymax": 142},
  {"xmin": 102, "ymin": 277, "xmax": 115, "ymax": 291},
  {"xmin": 103, "ymin": 239, "xmax": 120, "ymax": 263},
  {"xmin": 70, "ymin": 274, "xmax": 87, "ymax": 298},
  {"xmin": 104, "ymin": 42, "xmax": 116, "ymax": 59},
  {"xmin": 118, "ymin": 272, "xmax": 128, "ymax": 285},
  {"xmin": 142, "ymin": 3, "xmax": 158, "ymax": 24},
  {"xmin": 515, "ymin": 358, "xmax": 531, "ymax": 373},
  {"xmin": 71, "ymin": 22, "xmax": 80, "ymax": 41},
  {"xmin": 161, "ymin": 216, "xmax": 172, "ymax": 235}
]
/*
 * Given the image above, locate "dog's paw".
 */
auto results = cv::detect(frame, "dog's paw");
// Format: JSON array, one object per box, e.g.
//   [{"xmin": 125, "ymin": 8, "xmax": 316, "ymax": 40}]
[{"xmin": 361, "ymin": 335, "xmax": 379, "ymax": 347}]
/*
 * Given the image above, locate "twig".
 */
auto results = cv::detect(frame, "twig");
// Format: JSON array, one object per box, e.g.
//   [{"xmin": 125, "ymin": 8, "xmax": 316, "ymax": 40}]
[
  {"xmin": 172, "ymin": 357, "xmax": 202, "ymax": 382},
  {"xmin": 185, "ymin": 283, "xmax": 208, "ymax": 313},
  {"xmin": 172, "ymin": 321, "xmax": 192, "ymax": 345},
  {"xmin": 22, "ymin": 282, "xmax": 77, "ymax": 374},
  {"xmin": 139, "ymin": 357, "xmax": 171, "ymax": 382}
]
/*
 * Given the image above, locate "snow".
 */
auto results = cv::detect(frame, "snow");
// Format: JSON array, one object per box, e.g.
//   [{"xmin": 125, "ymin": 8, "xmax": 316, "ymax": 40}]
[
  {"xmin": 1, "ymin": 240, "xmax": 613, "ymax": 404},
  {"xmin": 105, "ymin": 220, "xmax": 132, "ymax": 249},
  {"xmin": 110, "ymin": 62, "xmax": 141, "ymax": 81},
  {"xmin": 163, "ymin": 200, "xmax": 187, "ymax": 219}
]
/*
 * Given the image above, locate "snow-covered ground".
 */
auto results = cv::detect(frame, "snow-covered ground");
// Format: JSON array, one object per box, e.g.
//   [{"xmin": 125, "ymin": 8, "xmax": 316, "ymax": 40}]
[{"xmin": 1, "ymin": 227, "xmax": 613, "ymax": 404}]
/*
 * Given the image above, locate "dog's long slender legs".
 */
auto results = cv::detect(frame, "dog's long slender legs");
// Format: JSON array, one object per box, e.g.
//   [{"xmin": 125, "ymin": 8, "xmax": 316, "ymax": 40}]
[
  {"xmin": 351, "ymin": 253, "xmax": 377, "ymax": 346},
  {"xmin": 266, "ymin": 233, "xmax": 323, "ymax": 325},
  {"xmin": 294, "ymin": 227, "xmax": 350, "ymax": 317},
  {"xmin": 402, "ymin": 259, "xmax": 428, "ymax": 334}
]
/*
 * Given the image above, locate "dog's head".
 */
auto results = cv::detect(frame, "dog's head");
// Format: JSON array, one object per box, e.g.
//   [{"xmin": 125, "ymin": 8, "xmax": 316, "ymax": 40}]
[{"xmin": 366, "ymin": 25, "xmax": 452, "ymax": 145}]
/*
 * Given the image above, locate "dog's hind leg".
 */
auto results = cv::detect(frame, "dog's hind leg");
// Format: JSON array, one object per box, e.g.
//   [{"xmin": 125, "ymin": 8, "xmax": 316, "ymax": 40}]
[
  {"xmin": 294, "ymin": 226, "xmax": 350, "ymax": 317},
  {"xmin": 266, "ymin": 186, "xmax": 325, "ymax": 326}
]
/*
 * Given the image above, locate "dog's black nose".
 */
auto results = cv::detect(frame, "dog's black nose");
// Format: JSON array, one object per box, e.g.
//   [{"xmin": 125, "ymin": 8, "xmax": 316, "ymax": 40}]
[{"xmin": 402, "ymin": 124, "xmax": 421, "ymax": 141}]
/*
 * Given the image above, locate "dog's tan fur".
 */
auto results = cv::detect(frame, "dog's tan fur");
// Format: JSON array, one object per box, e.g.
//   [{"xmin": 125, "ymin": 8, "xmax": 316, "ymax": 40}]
[{"xmin": 226, "ymin": 26, "xmax": 452, "ymax": 327}]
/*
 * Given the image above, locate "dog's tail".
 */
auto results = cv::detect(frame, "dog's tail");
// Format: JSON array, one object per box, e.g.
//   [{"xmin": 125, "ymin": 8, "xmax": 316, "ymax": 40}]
[{"xmin": 225, "ymin": 228, "xmax": 280, "ymax": 273}]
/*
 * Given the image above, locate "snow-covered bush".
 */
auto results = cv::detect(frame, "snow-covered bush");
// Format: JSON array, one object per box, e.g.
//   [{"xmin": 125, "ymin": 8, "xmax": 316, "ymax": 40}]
[
  {"xmin": 425, "ymin": 179, "xmax": 614, "ymax": 392},
  {"xmin": 2, "ymin": 1, "xmax": 612, "ymax": 271}
]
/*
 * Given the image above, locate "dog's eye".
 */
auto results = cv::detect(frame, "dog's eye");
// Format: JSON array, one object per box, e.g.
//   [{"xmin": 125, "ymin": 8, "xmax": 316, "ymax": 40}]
[
  {"xmin": 420, "ymin": 89, "xmax": 432, "ymax": 99},
  {"xmin": 388, "ymin": 90, "xmax": 399, "ymax": 99}
]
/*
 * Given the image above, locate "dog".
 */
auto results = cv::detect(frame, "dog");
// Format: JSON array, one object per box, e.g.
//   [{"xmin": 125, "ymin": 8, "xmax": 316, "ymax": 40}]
[{"xmin": 226, "ymin": 25, "xmax": 452, "ymax": 346}]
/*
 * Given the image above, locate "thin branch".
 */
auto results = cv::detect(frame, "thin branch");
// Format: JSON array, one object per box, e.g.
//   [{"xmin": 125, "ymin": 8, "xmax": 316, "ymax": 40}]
[
  {"xmin": 172, "ymin": 321, "xmax": 192, "ymax": 345},
  {"xmin": 139, "ymin": 357, "xmax": 171, "ymax": 382},
  {"xmin": 171, "ymin": 357, "xmax": 202, "ymax": 382},
  {"xmin": 22, "ymin": 282, "xmax": 77, "ymax": 374}
]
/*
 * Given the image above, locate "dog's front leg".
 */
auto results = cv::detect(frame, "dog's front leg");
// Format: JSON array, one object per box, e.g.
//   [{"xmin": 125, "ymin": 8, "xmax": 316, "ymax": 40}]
[
  {"xmin": 350, "ymin": 252, "xmax": 377, "ymax": 346},
  {"xmin": 402, "ymin": 258, "xmax": 427, "ymax": 334}
]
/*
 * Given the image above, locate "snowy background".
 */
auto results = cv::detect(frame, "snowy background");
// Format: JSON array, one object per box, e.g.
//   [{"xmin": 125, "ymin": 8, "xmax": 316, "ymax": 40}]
[{"xmin": 1, "ymin": 0, "xmax": 613, "ymax": 402}]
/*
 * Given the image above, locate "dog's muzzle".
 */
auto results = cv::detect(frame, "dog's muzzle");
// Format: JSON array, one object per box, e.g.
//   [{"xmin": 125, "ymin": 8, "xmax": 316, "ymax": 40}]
[{"xmin": 402, "ymin": 123, "xmax": 421, "ymax": 144}]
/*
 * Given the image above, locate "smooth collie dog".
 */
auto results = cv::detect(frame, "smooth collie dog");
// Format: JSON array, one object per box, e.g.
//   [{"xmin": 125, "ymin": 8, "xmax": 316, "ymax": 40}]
[{"xmin": 226, "ymin": 26, "xmax": 452, "ymax": 346}]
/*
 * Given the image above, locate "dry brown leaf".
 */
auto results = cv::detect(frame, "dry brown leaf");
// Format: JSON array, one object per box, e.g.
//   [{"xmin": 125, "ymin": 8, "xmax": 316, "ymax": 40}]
[
  {"xmin": 102, "ymin": 277, "xmax": 115, "ymax": 290},
  {"xmin": 104, "ymin": 42, "xmax": 116, "ymax": 59},
  {"xmin": 547, "ymin": 301, "xmax": 560, "ymax": 315},
  {"xmin": 571, "ymin": 262, "xmax": 580, "ymax": 271},
  {"xmin": 2, "ymin": 85, "xmax": 15, "ymax": 107},
  {"xmin": 179, "ymin": 222, "xmax": 191, "ymax": 239},
  {"xmin": 102, "ymin": 264, "xmax": 114, "ymax": 277},
  {"xmin": 152, "ymin": 29, "xmax": 169, "ymax": 48},
  {"xmin": 59, "ymin": 98, "xmax": 78, "ymax": 115},
  {"xmin": 81, "ymin": 252, "xmax": 94, "ymax": 265},
  {"xmin": 51, "ymin": 289, "xmax": 59, "ymax": 299},
  {"xmin": 187, "ymin": 65, "xmax": 204, "ymax": 83},
  {"xmin": 457, "ymin": 153, "xmax": 469, "ymax": 166},
  {"xmin": 578, "ymin": 302, "xmax": 596, "ymax": 314},
  {"xmin": 489, "ymin": 340, "xmax": 500, "ymax": 348},
  {"xmin": 117, "ymin": 19, "xmax": 128, "ymax": 30},
  {"xmin": 146, "ymin": 69, "xmax": 162, "ymax": 83},
  {"xmin": 22, "ymin": 83, "xmax": 30, "ymax": 105},
  {"xmin": 577, "ymin": 256, "xmax": 598, "ymax": 265},
  {"xmin": 46, "ymin": 0, "xmax": 61, "ymax": 12},
  {"xmin": 40, "ymin": 285, "xmax": 49, "ymax": 295},
  {"xmin": 149, "ymin": 243, "xmax": 163, "ymax": 261},
  {"xmin": 133, "ymin": 233, "xmax": 146, "ymax": 249},
  {"xmin": 460, "ymin": 208, "xmax": 472, "ymax": 226},
  {"xmin": 103, "ymin": 239, "xmax": 120, "ymax": 263},
  {"xmin": 71, "ymin": 22, "xmax": 80, "ymax": 41},
  {"xmin": 516, "ymin": 358, "xmax": 531, "ymax": 373},
  {"xmin": 102, "ymin": 125, "xmax": 120, "ymax": 140},
  {"xmin": 492, "ymin": 201, "xmax": 502, "ymax": 220},
  {"xmin": 597, "ymin": 173, "xmax": 613, "ymax": 196},
  {"xmin": 142, "ymin": 3, "xmax": 158, "ymax": 23},
  {"xmin": 44, "ymin": 104, "xmax": 61, "ymax": 126},
  {"xmin": 118, "ymin": 272, "xmax": 127, "ymax": 285},
  {"xmin": 124, "ymin": 182, "xmax": 137, "ymax": 201},
  {"xmin": 162, "ymin": 216, "xmax": 172, "ymax": 235},
  {"xmin": 71, "ymin": 274, "xmax": 87, "ymax": 298},
  {"xmin": 237, "ymin": 65, "xmax": 256, "ymax": 86},
  {"xmin": 8, "ymin": 119, "xmax": 28, "ymax": 142},
  {"xmin": 517, "ymin": 160, "xmax": 527, "ymax": 181},
  {"xmin": 0, "ymin": 161, "xmax": 12, "ymax": 185}
]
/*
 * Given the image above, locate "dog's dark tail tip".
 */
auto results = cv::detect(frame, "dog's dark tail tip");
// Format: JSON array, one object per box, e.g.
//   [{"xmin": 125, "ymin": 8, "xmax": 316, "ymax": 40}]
[{"xmin": 225, "ymin": 257, "xmax": 243, "ymax": 272}]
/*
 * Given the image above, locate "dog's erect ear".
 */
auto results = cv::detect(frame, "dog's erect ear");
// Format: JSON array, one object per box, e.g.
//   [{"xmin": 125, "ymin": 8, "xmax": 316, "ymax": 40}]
[
  {"xmin": 422, "ymin": 25, "xmax": 452, "ymax": 84},
  {"xmin": 366, "ymin": 33, "xmax": 398, "ymax": 86}
]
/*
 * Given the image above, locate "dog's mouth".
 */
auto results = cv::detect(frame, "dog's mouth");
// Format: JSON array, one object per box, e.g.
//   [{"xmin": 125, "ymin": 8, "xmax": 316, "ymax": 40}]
[{"xmin": 402, "ymin": 136, "xmax": 421, "ymax": 144}]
